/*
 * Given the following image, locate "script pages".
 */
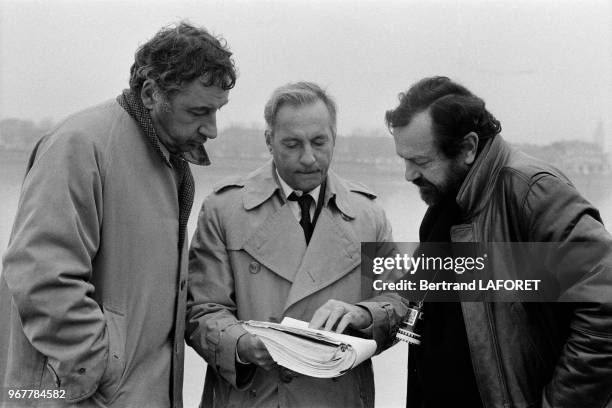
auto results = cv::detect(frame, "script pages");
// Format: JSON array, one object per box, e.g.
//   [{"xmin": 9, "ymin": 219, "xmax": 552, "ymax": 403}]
[{"xmin": 242, "ymin": 317, "xmax": 377, "ymax": 378}]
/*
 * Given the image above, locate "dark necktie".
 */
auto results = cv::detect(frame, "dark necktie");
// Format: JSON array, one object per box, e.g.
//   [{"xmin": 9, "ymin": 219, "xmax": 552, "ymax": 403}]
[
  {"xmin": 170, "ymin": 155, "xmax": 195, "ymax": 249},
  {"xmin": 288, "ymin": 192, "xmax": 315, "ymax": 244}
]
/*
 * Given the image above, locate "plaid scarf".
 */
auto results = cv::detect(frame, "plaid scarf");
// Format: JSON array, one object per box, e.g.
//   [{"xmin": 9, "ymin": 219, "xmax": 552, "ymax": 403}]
[{"xmin": 117, "ymin": 89, "xmax": 196, "ymax": 249}]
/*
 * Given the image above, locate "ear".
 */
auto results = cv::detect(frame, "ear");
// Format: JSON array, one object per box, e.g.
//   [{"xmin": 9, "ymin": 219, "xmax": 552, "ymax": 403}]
[
  {"xmin": 140, "ymin": 79, "xmax": 158, "ymax": 110},
  {"xmin": 461, "ymin": 132, "xmax": 479, "ymax": 165},
  {"xmin": 264, "ymin": 129, "xmax": 273, "ymax": 154}
]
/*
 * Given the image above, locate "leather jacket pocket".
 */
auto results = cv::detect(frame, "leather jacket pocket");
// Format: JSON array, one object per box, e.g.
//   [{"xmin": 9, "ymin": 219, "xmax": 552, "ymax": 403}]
[{"xmin": 98, "ymin": 307, "xmax": 127, "ymax": 404}]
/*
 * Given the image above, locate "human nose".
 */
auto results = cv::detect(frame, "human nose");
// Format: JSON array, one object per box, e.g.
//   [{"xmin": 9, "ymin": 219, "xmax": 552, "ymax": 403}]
[
  {"xmin": 198, "ymin": 113, "xmax": 217, "ymax": 139},
  {"xmin": 300, "ymin": 144, "xmax": 316, "ymax": 166},
  {"xmin": 404, "ymin": 161, "xmax": 420, "ymax": 182}
]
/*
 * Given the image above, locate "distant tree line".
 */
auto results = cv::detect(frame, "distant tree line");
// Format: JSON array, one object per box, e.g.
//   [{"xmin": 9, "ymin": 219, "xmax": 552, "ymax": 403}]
[{"xmin": 1, "ymin": 119, "xmax": 609, "ymax": 175}]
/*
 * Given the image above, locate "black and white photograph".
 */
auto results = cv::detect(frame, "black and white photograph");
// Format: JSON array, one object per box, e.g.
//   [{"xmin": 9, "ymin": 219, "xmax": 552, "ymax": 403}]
[{"xmin": 1, "ymin": 0, "xmax": 611, "ymax": 407}]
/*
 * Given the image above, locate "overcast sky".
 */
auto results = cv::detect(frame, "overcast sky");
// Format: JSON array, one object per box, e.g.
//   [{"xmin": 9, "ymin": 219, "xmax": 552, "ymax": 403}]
[{"xmin": 1, "ymin": 0, "xmax": 610, "ymax": 148}]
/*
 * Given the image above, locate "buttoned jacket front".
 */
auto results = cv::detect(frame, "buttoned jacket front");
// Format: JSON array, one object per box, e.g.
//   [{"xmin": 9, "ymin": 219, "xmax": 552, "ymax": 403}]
[{"xmin": 186, "ymin": 162, "xmax": 407, "ymax": 408}]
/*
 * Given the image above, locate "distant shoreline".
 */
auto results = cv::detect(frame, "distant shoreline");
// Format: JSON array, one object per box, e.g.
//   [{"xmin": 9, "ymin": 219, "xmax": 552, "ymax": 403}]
[{"xmin": 2, "ymin": 149, "xmax": 610, "ymax": 207}]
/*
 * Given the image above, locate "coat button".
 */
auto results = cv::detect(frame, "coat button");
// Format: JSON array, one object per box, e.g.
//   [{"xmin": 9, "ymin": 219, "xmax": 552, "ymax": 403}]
[
  {"xmin": 279, "ymin": 368, "xmax": 298, "ymax": 383},
  {"xmin": 78, "ymin": 368, "xmax": 86, "ymax": 374},
  {"xmin": 249, "ymin": 261, "xmax": 260, "ymax": 274},
  {"xmin": 180, "ymin": 280, "xmax": 186, "ymax": 291},
  {"xmin": 279, "ymin": 369, "xmax": 292, "ymax": 383}
]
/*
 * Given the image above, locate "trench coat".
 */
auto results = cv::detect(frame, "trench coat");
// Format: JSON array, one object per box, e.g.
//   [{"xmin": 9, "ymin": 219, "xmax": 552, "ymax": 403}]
[
  {"xmin": 0, "ymin": 99, "xmax": 188, "ymax": 407},
  {"xmin": 186, "ymin": 162, "xmax": 407, "ymax": 408}
]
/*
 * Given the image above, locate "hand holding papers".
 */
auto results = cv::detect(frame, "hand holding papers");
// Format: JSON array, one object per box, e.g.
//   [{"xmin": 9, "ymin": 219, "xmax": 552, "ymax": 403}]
[
  {"xmin": 242, "ymin": 317, "xmax": 377, "ymax": 378},
  {"xmin": 236, "ymin": 332, "xmax": 276, "ymax": 370}
]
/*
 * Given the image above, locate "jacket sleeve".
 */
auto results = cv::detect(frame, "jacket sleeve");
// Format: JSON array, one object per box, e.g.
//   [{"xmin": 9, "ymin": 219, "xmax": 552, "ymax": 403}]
[
  {"xmin": 2, "ymin": 132, "xmax": 109, "ymax": 402},
  {"xmin": 357, "ymin": 205, "xmax": 410, "ymax": 353},
  {"xmin": 186, "ymin": 195, "xmax": 254, "ymax": 390},
  {"xmin": 524, "ymin": 175, "xmax": 612, "ymax": 407}
]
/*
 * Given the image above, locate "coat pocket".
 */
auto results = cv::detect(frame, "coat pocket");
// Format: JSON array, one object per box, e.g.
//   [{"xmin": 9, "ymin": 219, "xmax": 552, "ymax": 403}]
[
  {"xmin": 40, "ymin": 356, "xmax": 61, "ymax": 389},
  {"xmin": 97, "ymin": 306, "xmax": 127, "ymax": 404}
]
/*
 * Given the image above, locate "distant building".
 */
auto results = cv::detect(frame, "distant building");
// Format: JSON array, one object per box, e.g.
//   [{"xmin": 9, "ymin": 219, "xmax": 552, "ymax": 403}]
[
  {"xmin": 515, "ymin": 140, "xmax": 611, "ymax": 176},
  {"xmin": 593, "ymin": 120, "xmax": 605, "ymax": 151},
  {"xmin": 1, "ymin": 120, "xmax": 610, "ymax": 176}
]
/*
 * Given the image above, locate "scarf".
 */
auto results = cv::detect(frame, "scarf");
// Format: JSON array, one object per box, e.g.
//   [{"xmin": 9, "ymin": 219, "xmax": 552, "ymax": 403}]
[{"xmin": 117, "ymin": 89, "xmax": 196, "ymax": 249}]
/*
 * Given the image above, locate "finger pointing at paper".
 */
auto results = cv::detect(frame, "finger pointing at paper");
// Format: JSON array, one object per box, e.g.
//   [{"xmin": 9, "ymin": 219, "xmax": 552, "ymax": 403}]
[{"xmin": 309, "ymin": 299, "xmax": 373, "ymax": 333}]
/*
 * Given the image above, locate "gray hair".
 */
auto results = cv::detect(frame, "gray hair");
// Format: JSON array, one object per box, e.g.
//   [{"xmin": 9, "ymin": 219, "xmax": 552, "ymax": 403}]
[{"xmin": 263, "ymin": 81, "xmax": 337, "ymax": 136}]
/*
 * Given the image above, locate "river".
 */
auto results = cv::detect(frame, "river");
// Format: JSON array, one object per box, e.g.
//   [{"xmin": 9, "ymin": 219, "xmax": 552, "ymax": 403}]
[{"xmin": 1, "ymin": 149, "xmax": 610, "ymax": 407}]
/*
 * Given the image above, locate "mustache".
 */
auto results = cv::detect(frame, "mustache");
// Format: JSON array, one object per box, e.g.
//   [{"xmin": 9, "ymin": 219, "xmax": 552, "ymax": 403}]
[{"xmin": 412, "ymin": 178, "xmax": 432, "ymax": 188}]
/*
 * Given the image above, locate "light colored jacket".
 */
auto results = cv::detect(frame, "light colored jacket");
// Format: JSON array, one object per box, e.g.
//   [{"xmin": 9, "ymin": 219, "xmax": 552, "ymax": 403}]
[
  {"xmin": 0, "ymin": 99, "xmax": 188, "ymax": 407},
  {"xmin": 186, "ymin": 162, "xmax": 407, "ymax": 408}
]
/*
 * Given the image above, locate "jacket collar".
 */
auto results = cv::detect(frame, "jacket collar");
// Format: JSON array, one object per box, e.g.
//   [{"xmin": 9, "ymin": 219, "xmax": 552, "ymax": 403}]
[
  {"xmin": 117, "ymin": 89, "xmax": 211, "ymax": 167},
  {"xmin": 455, "ymin": 135, "xmax": 512, "ymax": 217},
  {"xmin": 242, "ymin": 161, "xmax": 356, "ymax": 219}
]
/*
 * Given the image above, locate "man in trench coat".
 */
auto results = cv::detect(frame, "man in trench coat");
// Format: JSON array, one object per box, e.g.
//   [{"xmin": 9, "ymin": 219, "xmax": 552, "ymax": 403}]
[
  {"xmin": 0, "ymin": 22, "xmax": 235, "ymax": 408},
  {"xmin": 186, "ymin": 81, "xmax": 408, "ymax": 408}
]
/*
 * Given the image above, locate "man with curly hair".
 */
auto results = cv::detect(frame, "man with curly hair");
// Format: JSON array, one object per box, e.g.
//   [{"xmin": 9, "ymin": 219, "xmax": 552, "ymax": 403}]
[
  {"xmin": 0, "ymin": 22, "xmax": 236, "ymax": 407},
  {"xmin": 385, "ymin": 76, "xmax": 612, "ymax": 408}
]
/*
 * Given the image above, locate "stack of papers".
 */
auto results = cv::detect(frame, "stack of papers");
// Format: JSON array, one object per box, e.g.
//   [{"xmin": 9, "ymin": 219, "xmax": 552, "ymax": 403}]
[{"xmin": 242, "ymin": 317, "xmax": 377, "ymax": 378}]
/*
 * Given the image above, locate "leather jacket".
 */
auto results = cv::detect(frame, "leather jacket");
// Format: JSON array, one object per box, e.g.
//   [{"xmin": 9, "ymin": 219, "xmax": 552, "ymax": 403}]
[{"xmin": 408, "ymin": 136, "xmax": 612, "ymax": 408}]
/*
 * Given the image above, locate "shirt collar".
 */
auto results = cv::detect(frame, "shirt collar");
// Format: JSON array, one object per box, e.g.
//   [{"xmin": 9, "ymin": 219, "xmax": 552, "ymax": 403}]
[{"xmin": 239, "ymin": 161, "xmax": 361, "ymax": 220}]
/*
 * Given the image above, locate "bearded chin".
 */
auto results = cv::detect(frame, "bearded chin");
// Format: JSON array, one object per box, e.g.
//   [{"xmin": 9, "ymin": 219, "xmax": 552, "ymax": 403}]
[
  {"xmin": 420, "ymin": 163, "xmax": 469, "ymax": 206},
  {"xmin": 419, "ymin": 187, "xmax": 440, "ymax": 206}
]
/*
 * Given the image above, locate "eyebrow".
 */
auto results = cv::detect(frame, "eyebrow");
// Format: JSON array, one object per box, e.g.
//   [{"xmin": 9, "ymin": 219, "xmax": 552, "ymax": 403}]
[
  {"xmin": 188, "ymin": 100, "xmax": 229, "ymax": 112},
  {"xmin": 398, "ymin": 152, "xmax": 430, "ymax": 161},
  {"xmin": 281, "ymin": 136, "xmax": 302, "ymax": 142}
]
